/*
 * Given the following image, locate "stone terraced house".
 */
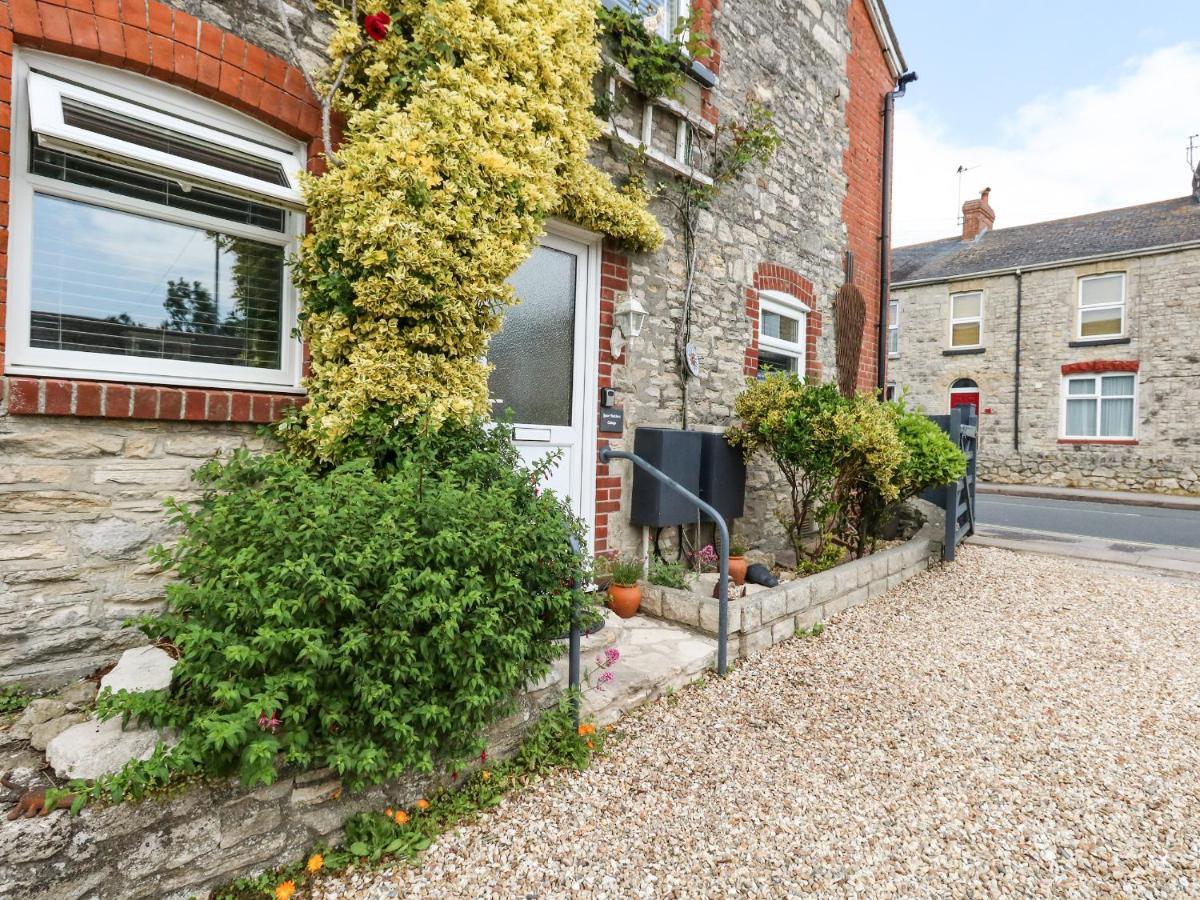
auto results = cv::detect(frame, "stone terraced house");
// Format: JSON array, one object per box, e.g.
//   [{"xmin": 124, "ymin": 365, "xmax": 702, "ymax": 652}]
[
  {"xmin": 889, "ymin": 181, "xmax": 1200, "ymax": 496},
  {"xmin": 0, "ymin": 0, "xmax": 909, "ymax": 687}
]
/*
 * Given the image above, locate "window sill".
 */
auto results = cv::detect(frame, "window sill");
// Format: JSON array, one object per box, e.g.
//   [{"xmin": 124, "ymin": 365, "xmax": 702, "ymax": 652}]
[
  {"xmin": 1068, "ymin": 337, "xmax": 1131, "ymax": 348},
  {"xmin": 888, "ymin": 353, "xmax": 900, "ymax": 359},
  {"xmin": 3, "ymin": 376, "xmax": 303, "ymax": 423},
  {"xmin": 943, "ymin": 347, "xmax": 986, "ymax": 356},
  {"xmin": 1057, "ymin": 438, "xmax": 1138, "ymax": 446}
]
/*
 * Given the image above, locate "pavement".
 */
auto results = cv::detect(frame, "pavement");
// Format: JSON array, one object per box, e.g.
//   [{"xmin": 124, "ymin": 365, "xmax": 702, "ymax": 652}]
[
  {"xmin": 971, "ymin": 488, "xmax": 1200, "ymax": 577},
  {"xmin": 979, "ymin": 481, "xmax": 1200, "ymax": 512}
]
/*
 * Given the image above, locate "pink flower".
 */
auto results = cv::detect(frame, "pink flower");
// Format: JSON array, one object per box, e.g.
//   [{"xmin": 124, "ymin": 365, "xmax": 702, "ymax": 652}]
[
  {"xmin": 258, "ymin": 711, "xmax": 281, "ymax": 733},
  {"xmin": 363, "ymin": 11, "xmax": 391, "ymax": 41},
  {"xmin": 604, "ymin": 647, "xmax": 621, "ymax": 665},
  {"xmin": 598, "ymin": 671, "xmax": 615, "ymax": 685}
]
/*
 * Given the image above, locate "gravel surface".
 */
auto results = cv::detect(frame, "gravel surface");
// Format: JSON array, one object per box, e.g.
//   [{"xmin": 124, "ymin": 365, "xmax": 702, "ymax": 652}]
[{"xmin": 316, "ymin": 546, "xmax": 1200, "ymax": 898}]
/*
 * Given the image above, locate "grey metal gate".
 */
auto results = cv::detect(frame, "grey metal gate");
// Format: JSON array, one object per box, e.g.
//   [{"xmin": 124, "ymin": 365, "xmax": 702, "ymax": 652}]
[{"xmin": 921, "ymin": 406, "xmax": 978, "ymax": 561}]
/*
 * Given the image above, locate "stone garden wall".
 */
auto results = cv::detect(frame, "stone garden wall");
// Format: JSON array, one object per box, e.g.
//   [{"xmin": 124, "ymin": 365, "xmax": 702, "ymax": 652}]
[
  {"xmin": 0, "ymin": 672, "xmax": 565, "ymax": 899},
  {"xmin": 643, "ymin": 503, "xmax": 946, "ymax": 659}
]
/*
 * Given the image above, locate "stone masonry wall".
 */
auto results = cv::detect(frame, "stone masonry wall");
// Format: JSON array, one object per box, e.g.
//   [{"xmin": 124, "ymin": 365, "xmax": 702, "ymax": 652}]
[
  {"xmin": 0, "ymin": 416, "xmax": 272, "ymax": 688},
  {"xmin": 889, "ymin": 248, "xmax": 1200, "ymax": 495}
]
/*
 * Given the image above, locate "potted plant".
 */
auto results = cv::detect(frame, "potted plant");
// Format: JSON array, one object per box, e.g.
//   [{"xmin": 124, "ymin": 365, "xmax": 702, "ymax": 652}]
[
  {"xmin": 606, "ymin": 556, "xmax": 643, "ymax": 619},
  {"xmin": 727, "ymin": 540, "xmax": 749, "ymax": 586}
]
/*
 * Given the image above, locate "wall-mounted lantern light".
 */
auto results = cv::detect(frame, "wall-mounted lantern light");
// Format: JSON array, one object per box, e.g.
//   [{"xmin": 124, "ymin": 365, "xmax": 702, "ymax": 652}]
[{"xmin": 611, "ymin": 295, "xmax": 647, "ymax": 360}]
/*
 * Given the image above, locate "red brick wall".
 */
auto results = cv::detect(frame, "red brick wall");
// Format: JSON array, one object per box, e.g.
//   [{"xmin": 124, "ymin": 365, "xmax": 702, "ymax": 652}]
[
  {"xmin": 593, "ymin": 242, "xmax": 631, "ymax": 555},
  {"xmin": 745, "ymin": 263, "xmax": 823, "ymax": 382},
  {"xmin": 842, "ymin": 0, "xmax": 895, "ymax": 392},
  {"xmin": 0, "ymin": 0, "xmax": 322, "ymax": 421}
]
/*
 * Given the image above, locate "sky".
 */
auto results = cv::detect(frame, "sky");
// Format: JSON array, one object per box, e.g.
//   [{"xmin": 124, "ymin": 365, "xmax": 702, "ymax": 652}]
[{"xmin": 885, "ymin": 1, "xmax": 1199, "ymax": 246}]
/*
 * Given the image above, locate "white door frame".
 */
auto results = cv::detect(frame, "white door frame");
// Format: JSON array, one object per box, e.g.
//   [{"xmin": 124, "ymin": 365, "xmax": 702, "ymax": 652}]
[{"xmin": 516, "ymin": 220, "xmax": 601, "ymax": 555}]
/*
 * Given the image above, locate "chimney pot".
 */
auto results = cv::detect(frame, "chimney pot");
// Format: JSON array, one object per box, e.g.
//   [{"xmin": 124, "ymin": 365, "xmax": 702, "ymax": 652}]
[{"xmin": 962, "ymin": 187, "xmax": 996, "ymax": 241}]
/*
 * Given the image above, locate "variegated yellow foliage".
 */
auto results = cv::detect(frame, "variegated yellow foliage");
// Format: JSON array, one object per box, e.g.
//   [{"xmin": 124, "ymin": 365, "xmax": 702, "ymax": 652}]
[{"xmin": 288, "ymin": 0, "xmax": 662, "ymax": 458}]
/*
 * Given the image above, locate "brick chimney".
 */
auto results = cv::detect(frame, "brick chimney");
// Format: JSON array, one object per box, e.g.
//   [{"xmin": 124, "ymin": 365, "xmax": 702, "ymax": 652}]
[{"xmin": 962, "ymin": 188, "xmax": 995, "ymax": 241}]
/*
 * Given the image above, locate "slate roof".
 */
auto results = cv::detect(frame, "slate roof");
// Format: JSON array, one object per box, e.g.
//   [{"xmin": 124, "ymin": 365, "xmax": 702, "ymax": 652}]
[{"xmin": 892, "ymin": 195, "xmax": 1200, "ymax": 285}]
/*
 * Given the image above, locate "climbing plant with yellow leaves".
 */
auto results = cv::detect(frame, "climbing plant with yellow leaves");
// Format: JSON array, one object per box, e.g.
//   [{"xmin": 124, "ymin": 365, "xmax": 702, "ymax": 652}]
[{"xmin": 281, "ymin": 0, "xmax": 663, "ymax": 460}]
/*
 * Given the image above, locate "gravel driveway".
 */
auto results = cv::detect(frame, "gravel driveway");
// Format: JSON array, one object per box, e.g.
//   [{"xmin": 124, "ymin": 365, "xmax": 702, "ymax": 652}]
[{"xmin": 318, "ymin": 546, "xmax": 1200, "ymax": 898}]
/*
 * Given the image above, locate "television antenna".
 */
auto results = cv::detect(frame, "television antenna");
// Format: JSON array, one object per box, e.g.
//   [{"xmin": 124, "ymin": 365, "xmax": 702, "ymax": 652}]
[
  {"xmin": 955, "ymin": 164, "xmax": 980, "ymax": 226},
  {"xmin": 1189, "ymin": 134, "xmax": 1198, "ymax": 171}
]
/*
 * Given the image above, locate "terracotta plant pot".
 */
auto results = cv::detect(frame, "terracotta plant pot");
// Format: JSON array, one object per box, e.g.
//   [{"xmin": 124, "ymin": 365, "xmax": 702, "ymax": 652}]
[
  {"xmin": 728, "ymin": 555, "xmax": 748, "ymax": 586},
  {"xmin": 607, "ymin": 583, "xmax": 641, "ymax": 619}
]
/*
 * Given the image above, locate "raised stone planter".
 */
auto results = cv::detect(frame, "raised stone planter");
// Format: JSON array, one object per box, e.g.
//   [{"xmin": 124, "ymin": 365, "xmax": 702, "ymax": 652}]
[
  {"xmin": 2, "ymin": 675, "xmax": 565, "ymax": 899},
  {"xmin": 642, "ymin": 501, "xmax": 946, "ymax": 659}
]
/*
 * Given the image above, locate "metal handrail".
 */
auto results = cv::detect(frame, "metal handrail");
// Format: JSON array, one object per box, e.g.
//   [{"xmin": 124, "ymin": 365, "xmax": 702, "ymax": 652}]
[{"xmin": 598, "ymin": 443, "xmax": 730, "ymax": 675}]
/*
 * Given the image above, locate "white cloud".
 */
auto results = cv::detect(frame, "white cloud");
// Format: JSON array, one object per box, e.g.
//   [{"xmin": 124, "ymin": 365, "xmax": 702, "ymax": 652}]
[{"xmin": 892, "ymin": 43, "xmax": 1200, "ymax": 246}]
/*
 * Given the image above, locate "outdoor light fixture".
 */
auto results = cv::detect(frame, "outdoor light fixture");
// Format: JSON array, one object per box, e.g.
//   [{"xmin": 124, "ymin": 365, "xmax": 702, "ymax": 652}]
[{"xmin": 611, "ymin": 295, "xmax": 648, "ymax": 360}]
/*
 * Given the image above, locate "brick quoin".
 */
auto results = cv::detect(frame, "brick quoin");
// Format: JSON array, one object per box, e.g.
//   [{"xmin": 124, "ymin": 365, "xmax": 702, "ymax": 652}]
[
  {"xmin": 746, "ymin": 263, "xmax": 823, "ymax": 382},
  {"xmin": 0, "ymin": 0, "xmax": 321, "ymax": 422},
  {"xmin": 843, "ymin": 0, "xmax": 897, "ymax": 393},
  {"xmin": 594, "ymin": 240, "xmax": 631, "ymax": 556}
]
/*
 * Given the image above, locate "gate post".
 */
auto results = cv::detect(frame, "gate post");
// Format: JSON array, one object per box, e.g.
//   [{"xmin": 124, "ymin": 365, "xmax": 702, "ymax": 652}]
[{"xmin": 943, "ymin": 407, "xmax": 963, "ymax": 561}]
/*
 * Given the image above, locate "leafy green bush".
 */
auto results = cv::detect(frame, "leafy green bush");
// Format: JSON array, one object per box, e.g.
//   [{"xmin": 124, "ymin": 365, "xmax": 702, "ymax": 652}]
[
  {"xmin": 647, "ymin": 559, "xmax": 689, "ymax": 589},
  {"xmin": 102, "ymin": 422, "xmax": 585, "ymax": 792},
  {"xmin": 728, "ymin": 377, "xmax": 966, "ymax": 562},
  {"xmin": 727, "ymin": 375, "xmax": 845, "ymax": 565}
]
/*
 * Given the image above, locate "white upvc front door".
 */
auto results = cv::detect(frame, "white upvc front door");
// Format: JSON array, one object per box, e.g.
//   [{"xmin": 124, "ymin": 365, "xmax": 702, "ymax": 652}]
[{"xmin": 488, "ymin": 224, "xmax": 600, "ymax": 549}]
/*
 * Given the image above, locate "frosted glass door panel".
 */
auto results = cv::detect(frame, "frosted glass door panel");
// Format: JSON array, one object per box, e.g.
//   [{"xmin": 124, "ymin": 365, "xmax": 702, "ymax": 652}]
[{"xmin": 489, "ymin": 245, "xmax": 577, "ymax": 427}]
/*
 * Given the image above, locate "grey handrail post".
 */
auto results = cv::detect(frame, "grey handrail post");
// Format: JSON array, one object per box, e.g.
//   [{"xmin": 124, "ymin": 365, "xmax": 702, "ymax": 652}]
[
  {"xmin": 598, "ymin": 444, "xmax": 730, "ymax": 676},
  {"xmin": 566, "ymin": 535, "xmax": 583, "ymax": 727}
]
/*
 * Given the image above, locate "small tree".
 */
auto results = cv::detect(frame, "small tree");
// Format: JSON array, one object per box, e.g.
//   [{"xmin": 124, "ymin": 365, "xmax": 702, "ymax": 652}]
[{"xmin": 726, "ymin": 376, "xmax": 845, "ymax": 565}]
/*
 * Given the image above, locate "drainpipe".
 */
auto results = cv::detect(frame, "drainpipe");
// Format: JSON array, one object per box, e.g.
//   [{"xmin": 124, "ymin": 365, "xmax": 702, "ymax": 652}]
[
  {"xmin": 877, "ymin": 70, "xmax": 918, "ymax": 391},
  {"xmin": 1013, "ymin": 269, "xmax": 1023, "ymax": 450}
]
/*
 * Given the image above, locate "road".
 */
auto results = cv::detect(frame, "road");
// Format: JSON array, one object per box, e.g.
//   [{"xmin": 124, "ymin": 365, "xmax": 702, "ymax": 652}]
[{"xmin": 976, "ymin": 493, "xmax": 1200, "ymax": 548}]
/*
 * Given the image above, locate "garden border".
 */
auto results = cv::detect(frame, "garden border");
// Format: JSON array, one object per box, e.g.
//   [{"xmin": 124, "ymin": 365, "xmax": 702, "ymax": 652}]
[{"xmin": 642, "ymin": 501, "xmax": 946, "ymax": 658}]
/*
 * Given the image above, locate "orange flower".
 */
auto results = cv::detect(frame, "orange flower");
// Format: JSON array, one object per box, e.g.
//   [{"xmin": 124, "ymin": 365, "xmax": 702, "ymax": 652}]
[
  {"xmin": 481, "ymin": 770, "xmax": 491, "ymax": 781},
  {"xmin": 586, "ymin": 739, "xmax": 594, "ymax": 750},
  {"xmin": 605, "ymin": 725, "xmax": 615, "ymax": 733},
  {"xmin": 275, "ymin": 882, "xmax": 296, "ymax": 900},
  {"xmin": 385, "ymin": 807, "xmax": 394, "ymax": 817},
  {"xmin": 306, "ymin": 853, "xmax": 324, "ymax": 873},
  {"xmin": 415, "ymin": 798, "xmax": 430, "ymax": 810},
  {"xmin": 577, "ymin": 723, "xmax": 596, "ymax": 737},
  {"xmin": 394, "ymin": 809, "xmax": 409, "ymax": 825}
]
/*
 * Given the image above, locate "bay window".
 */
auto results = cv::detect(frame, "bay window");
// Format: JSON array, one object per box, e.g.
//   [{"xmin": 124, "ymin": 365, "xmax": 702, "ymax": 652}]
[
  {"xmin": 1063, "ymin": 373, "xmax": 1136, "ymax": 439},
  {"xmin": 7, "ymin": 51, "xmax": 306, "ymax": 391}
]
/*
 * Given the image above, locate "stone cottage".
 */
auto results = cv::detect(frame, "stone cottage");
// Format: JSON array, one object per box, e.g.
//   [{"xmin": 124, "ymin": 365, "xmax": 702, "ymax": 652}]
[
  {"xmin": 889, "ymin": 182, "xmax": 1200, "ymax": 495},
  {"xmin": 0, "ymin": 0, "xmax": 910, "ymax": 687}
]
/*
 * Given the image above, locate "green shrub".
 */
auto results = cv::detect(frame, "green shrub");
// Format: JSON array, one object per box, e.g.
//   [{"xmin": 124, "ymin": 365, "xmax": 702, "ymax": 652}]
[
  {"xmin": 728, "ymin": 378, "xmax": 966, "ymax": 562},
  {"xmin": 726, "ymin": 375, "xmax": 846, "ymax": 565},
  {"xmin": 647, "ymin": 559, "xmax": 689, "ymax": 589},
  {"xmin": 102, "ymin": 421, "xmax": 586, "ymax": 792}
]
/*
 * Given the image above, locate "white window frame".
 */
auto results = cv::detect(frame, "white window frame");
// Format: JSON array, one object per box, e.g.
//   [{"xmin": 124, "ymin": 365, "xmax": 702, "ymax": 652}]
[
  {"xmin": 949, "ymin": 290, "xmax": 983, "ymax": 349},
  {"xmin": 888, "ymin": 298, "xmax": 900, "ymax": 357},
  {"xmin": 608, "ymin": 0, "xmax": 691, "ymax": 43},
  {"xmin": 7, "ymin": 50, "xmax": 306, "ymax": 392},
  {"xmin": 1061, "ymin": 372, "xmax": 1138, "ymax": 441},
  {"xmin": 757, "ymin": 289, "xmax": 809, "ymax": 376},
  {"xmin": 1076, "ymin": 272, "xmax": 1126, "ymax": 341}
]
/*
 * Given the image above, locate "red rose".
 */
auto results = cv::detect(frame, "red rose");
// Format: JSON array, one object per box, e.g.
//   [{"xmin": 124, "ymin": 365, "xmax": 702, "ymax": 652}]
[{"xmin": 363, "ymin": 11, "xmax": 391, "ymax": 41}]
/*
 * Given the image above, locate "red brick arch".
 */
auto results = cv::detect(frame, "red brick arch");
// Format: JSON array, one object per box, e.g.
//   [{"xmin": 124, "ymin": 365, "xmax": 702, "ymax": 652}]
[
  {"xmin": 1, "ymin": 0, "xmax": 323, "ymax": 421},
  {"xmin": 744, "ymin": 262, "xmax": 823, "ymax": 381}
]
